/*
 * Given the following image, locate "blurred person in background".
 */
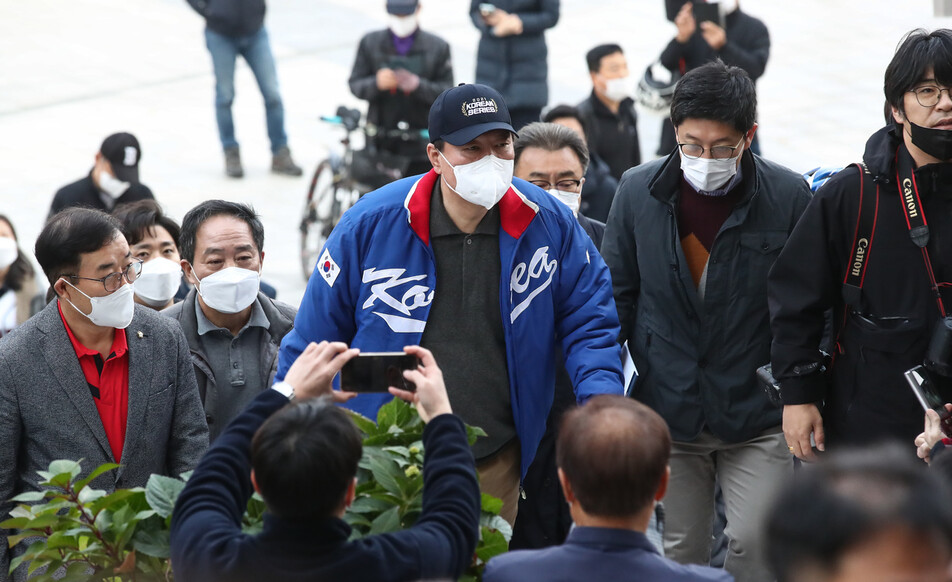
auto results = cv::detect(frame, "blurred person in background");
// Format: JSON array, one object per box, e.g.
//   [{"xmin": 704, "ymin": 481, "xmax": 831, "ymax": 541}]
[
  {"xmin": 349, "ymin": 0, "xmax": 453, "ymax": 176},
  {"xmin": 578, "ymin": 44, "xmax": 641, "ymax": 181},
  {"xmin": 113, "ymin": 200, "xmax": 188, "ymax": 311},
  {"xmin": 542, "ymin": 104, "xmax": 619, "ymax": 222},
  {"xmin": 164, "ymin": 200, "xmax": 296, "ymax": 441},
  {"xmin": 186, "ymin": 0, "xmax": 303, "ymax": 178},
  {"xmin": 658, "ymin": 0, "xmax": 769, "ymax": 155},
  {"xmin": 470, "ymin": 0, "xmax": 559, "ymax": 130},
  {"xmin": 0, "ymin": 215, "xmax": 38, "ymax": 338},
  {"xmin": 48, "ymin": 132, "xmax": 154, "ymax": 221}
]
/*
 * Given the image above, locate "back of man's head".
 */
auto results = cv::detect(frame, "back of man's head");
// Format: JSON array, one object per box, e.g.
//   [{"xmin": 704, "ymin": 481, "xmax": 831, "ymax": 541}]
[
  {"xmin": 178, "ymin": 199, "xmax": 264, "ymax": 264},
  {"xmin": 513, "ymin": 122, "xmax": 590, "ymax": 174},
  {"xmin": 586, "ymin": 44, "xmax": 623, "ymax": 73},
  {"xmin": 670, "ymin": 59, "xmax": 757, "ymax": 134},
  {"xmin": 556, "ymin": 395, "xmax": 670, "ymax": 518},
  {"xmin": 251, "ymin": 398, "xmax": 363, "ymax": 520},
  {"xmin": 112, "ymin": 199, "xmax": 181, "ymax": 248},
  {"xmin": 36, "ymin": 207, "xmax": 124, "ymax": 287},
  {"xmin": 884, "ymin": 28, "xmax": 952, "ymax": 119},
  {"xmin": 766, "ymin": 444, "xmax": 952, "ymax": 582}
]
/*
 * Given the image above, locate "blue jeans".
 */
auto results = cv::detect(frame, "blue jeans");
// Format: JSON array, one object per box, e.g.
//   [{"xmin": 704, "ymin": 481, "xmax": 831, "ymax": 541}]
[{"xmin": 204, "ymin": 27, "xmax": 287, "ymax": 153}]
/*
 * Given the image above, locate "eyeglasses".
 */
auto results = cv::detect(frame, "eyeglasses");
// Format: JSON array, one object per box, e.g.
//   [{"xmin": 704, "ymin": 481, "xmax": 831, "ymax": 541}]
[
  {"xmin": 64, "ymin": 259, "xmax": 143, "ymax": 292},
  {"xmin": 909, "ymin": 85, "xmax": 952, "ymax": 107},
  {"xmin": 529, "ymin": 179, "xmax": 582, "ymax": 191},
  {"xmin": 676, "ymin": 135, "xmax": 745, "ymax": 160}
]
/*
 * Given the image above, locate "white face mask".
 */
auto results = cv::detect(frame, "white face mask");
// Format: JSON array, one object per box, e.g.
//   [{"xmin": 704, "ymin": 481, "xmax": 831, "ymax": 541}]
[
  {"xmin": 388, "ymin": 14, "xmax": 418, "ymax": 38},
  {"xmin": 61, "ymin": 280, "xmax": 135, "ymax": 329},
  {"xmin": 194, "ymin": 266, "xmax": 260, "ymax": 314},
  {"xmin": 548, "ymin": 187, "xmax": 582, "ymax": 216},
  {"xmin": 98, "ymin": 169, "xmax": 131, "ymax": 199},
  {"xmin": 134, "ymin": 257, "xmax": 182, "ymax": 308},
  {"xmin": 439, "ymin": 151, "xmax": 514, "ymax": 210},
  {"xmin": 0, "ymin": 238, "xmax": 18, "ymax": 270},
  {"xmin": 721, "ymin": 0, "xmax": 739, "ymax": 13},
  {"xmin": 680, "ymin": 154, "xmax": 741, "ymax": 194},
  {"xmin": 603, "ymin": 76, "xmax": 631, "ymax": 103}
]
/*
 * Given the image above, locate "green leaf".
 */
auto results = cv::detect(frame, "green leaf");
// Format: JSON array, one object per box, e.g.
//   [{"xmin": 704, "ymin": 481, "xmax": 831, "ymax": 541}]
[
  {"xmin": 376, "ymin": 398, "xmax": 413, "ymax": 430},
  {"xmin": 8, "ymin": 505, "xmax": 34, "ymax": 519},
  {"xmin": 45, "ymin": 531, "xmax": 81, "ymax": 550},
  {"xmin": 475, "ymin": 526, "xmax": 510, "ymax": 562},
  {"xmin": 0, "ymin": 516, "xmax": 31, "ymax": 530},
  {"xmin": 348, "ymin": 496, "xmax": 395, "ymax": 514},
  {"xmin": 11, "ymin": 491, "xmax": 48, "ymax": 503},
  {"xmin": 346, "ymin": 410, "xmax": 380, "ymax": 436},
  {"xmin": 466, "ymin": 424, "xmax": 488, "ymax": 446},
  {"xmin": 382, "ymin": 445, "xmax": 411, "ymax": 458},
  {"xmin": 481, "ymin": 493, "xmax": 503, "ymax": 515},
  {"xmin": 73, "ymin": 463, "xmax": 120, "ymax": 493},
  {"xmin": 145, "ymin": 474, "xmax": 185, "ymax": 519},
  {"xmin": 19, "ymin": 514, "xmax": 60, "ymax": 531},
  {"xmin": 367, "ymin": 456, "xmax": 406, "ymax": 499},
  {"xmin": 179, "ymin": 470, "xmax": 194, "ymax": 482},
  {"xmin": 77, "ymin": 487, "xmax": 106, "ymax": 504},
  {"xmin": 87, "ymin": 488, "xmax": 145, "ymax": 514},
  {"xmin": 368, "ymin": 505, "xmax": 401, "ymax": 535},
  {"xmin": 46, "ymin": 460, "xmax": 83, "ymax": 480},
  {"xmin": 132, "ymin": 523, "xmax": 170, "ymax": 558},
  {"xmin": 479, "ymin": 514, "xmax": 513, "ymax": 542}
]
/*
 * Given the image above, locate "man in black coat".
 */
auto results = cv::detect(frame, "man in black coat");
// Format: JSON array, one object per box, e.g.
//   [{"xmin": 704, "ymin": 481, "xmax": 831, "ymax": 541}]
[
  {"xmin": 349, "ymin": 0, "xmax": 453, "ymax": 176},
  {"xmin": 658, "ymin": 0, "xmax": 769, "ymax": 155},
  {"xmin": 48, "ymin": 132, "xmax": 154, "ymax": 222},
  {"xmin": 170, "ymin": 342, "xmax": 481, "ymax": 582},
  {"xmin": 770, "ymin": 29, "xmax": 952, "ymax": 460},
  {"xmin": 602, "ymin": 61, "xmax": 809, "ymax": 582}
]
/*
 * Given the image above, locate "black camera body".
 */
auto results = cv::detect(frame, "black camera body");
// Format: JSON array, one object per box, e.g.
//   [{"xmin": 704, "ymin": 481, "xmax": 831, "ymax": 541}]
[{"xmin": 925, "ymin": 316, "xmax": 952, "ymax": 378}]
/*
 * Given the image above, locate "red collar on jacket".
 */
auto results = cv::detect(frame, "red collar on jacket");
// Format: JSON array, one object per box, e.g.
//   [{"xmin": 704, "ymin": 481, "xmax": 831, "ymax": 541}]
[{"xmin": 405, "ymin": 169, "xmax": 538, "ymax": 246}]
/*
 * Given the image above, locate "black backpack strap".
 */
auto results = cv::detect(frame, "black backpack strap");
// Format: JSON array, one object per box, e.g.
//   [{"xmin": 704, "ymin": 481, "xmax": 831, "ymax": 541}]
[{"xmin": 841, "ymin": 162, "xmax": 879, "ymax": 307}]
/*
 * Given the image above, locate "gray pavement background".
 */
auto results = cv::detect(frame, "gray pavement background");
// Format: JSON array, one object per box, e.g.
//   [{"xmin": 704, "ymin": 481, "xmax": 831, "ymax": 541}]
[{"xmin": 0, "ymin": 0, "xmax": 947, "ymax": 305}]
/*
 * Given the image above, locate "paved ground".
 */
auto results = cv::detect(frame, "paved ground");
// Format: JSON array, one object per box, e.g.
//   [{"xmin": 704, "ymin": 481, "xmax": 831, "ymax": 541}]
[{"xmin": 0, "ymin": 0, "xmax": 948, "ymax": 305}]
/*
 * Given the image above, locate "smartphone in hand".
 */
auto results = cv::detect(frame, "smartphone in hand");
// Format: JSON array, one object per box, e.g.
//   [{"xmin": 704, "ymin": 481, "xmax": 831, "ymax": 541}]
[
  {"xmin": 691, "ymin": 1, "xmax": 723, "ymax": 27},
  {"xmin": 906, "ymin": 365, "xmax": 952, "ymax": 436},
  {"xmin": 479, "ymin": 2, "xmax": 496, "ymax": 15},
  {"xmin": 341, "ymin": 352, "xmax": 419, "ymax": 393}
]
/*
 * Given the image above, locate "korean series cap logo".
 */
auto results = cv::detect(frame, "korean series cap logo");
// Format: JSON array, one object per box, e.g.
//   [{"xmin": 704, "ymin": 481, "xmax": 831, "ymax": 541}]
[{"xmin": 461, "ymin": 98, "xmax": 498, "ymax": 117}]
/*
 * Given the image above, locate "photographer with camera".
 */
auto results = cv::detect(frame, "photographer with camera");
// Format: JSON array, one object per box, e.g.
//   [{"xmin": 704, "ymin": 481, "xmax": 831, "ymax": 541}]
[{"xmin": 769, "ymin": 29, "xmax": 952, "ymax": 461}]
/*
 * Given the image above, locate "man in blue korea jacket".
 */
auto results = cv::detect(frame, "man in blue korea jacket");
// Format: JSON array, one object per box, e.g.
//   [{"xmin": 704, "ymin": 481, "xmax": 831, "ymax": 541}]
[{"xmin": 277, "ymin": 83, "xmax": 623, "ymax": 525}]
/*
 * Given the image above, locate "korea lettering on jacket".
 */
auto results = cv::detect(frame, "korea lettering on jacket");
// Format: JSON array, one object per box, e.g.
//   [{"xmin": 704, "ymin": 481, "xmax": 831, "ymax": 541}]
[{"xmin": 277, "ymin": 169, "xmax": 623, "ymax": 477}]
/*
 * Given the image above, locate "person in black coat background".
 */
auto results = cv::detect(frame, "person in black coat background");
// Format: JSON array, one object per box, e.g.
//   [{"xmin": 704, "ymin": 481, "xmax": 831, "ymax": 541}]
[
  {"xmin": 349, "ymin": 0, "xmax": 454, "ymax": 176},
  {"xmin": 470, "ymin": 0, "xmax": 559, "ymax": 130}
]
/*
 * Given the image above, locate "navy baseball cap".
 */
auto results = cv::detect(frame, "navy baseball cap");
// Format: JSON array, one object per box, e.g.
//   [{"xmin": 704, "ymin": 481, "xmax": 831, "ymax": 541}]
[
  {"xmin": 428, "ymin": 83, "xmax": 516, "ymax": 146},
  {"xmin": 386, "ymin": 0, "xmax": 418, "ymax": 15},
  {"xmin": 100, "ymin": 132, "xmax": 141, "ymax": 184}
]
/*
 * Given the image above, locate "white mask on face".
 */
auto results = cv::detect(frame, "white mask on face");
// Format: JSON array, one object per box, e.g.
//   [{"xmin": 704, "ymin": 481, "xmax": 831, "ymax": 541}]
[
  {"xmin": 134, "ymin": 257, "xmax": 182, "ymax": 308},
  {"xmin": 98, "ymin": 169, "xmax": 131, "ymax": 199},
  {"xmin": 439, "ymin": 151, "xmax": 514, "ymax": 210},
  {"xmin": 721, "ymin": 0, "xmax": 739, "ymax": 13},
  {"xmin": 388, "ymin": 14, "xmax": 418, "ymax": 38},
  {"xmin": 61, "ymin": 280, "xmax": 135, "ymax": 329},
  {"xmin": 603, "ymin": 76, "xmax": 631, "ymax": 103},
  {"xmin": 0, "ymin": 238, "xmax": 18, "ymax": 270},
  {"xmin": 548, "ymin": 186, "xmax": 582, "ymax": 216},
  {"xmin": 680, "ymin": 154, "xmax": 741, "ymax": 194},
  {"xmin": 194, "ymin": 266, "xmax": 260, "ymax": 314}
]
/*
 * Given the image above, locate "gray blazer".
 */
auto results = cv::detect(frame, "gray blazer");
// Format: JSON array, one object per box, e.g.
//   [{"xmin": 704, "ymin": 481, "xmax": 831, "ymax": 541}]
[{"xmin": 0, "ymin": 300, "xmax": 209, "ymax": 580}]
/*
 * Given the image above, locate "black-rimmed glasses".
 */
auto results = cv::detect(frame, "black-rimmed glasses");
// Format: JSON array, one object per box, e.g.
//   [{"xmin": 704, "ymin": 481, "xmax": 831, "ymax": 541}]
[
  {"xmin": 909, "ymin": 85, "xmax": 952, "ymax": 108},
  {"xmin": 676, "ymin": 134, "xmax": 745, "ymax": 160},
  {"xmin": 529, "ymin": 179, "xmax": 582, "ymax": 191},
  {"xmin": 63, "ymin": 259, "xmax": 143, "ymax": 292}
]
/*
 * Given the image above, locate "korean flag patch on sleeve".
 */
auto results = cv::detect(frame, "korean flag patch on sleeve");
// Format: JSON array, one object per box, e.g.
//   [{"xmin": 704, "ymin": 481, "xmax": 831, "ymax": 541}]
[{"xmin": 318, "ymin": 248, "xmax": 341, "ymax": 287}]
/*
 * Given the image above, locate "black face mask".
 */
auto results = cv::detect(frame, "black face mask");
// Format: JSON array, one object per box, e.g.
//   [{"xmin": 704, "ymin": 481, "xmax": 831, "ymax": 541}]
[{"xmin": 909, "ymin": 120, "xmax": 952, "ymax": 161}]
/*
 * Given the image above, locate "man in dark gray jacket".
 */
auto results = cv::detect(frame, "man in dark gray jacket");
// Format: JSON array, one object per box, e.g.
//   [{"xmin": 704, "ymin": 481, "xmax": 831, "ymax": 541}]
[
  {"xmin": 601, "ymin": 60, "xmax": 810, "ymax": 582},
  {"xmin": 164, "ymin": 200, "xmax": 296, "ymax": 442},
  {"xmin": 349, "ymin": 0, "xmax": 453, "ymax": 177}
]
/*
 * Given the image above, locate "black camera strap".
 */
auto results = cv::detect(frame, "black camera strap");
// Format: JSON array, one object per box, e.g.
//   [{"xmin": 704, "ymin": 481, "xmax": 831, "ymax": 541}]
[
  {"xmin": 896, "ymin": 146, "xmax": 948, "ymax": 318},
  {"xmin": 841, "ymin": 162, "xmax": 879, "ymax": 307}
]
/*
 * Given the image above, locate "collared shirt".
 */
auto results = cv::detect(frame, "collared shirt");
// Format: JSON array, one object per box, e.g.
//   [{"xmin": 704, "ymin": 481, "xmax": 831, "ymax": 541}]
[
  {"xmin": 420, "ymin": 181, "xmax": 514, "ymax": 459},
  {"xmin": 58, "ymin": 301, "xmax": 129, "ymax": 462},
  {"xmin": 195, "ymin": 295, "xmax": 271, "ymax": 432}
]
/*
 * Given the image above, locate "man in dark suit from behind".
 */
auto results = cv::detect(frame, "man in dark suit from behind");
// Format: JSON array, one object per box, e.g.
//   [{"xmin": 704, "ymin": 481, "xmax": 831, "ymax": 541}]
[
  {"xmin": 0, "ymin": 208, "xmax": 208, "ymax": 580},
  {"xmin": 485, "ymin": 395, "xmax": 732, "ymax": 582}
]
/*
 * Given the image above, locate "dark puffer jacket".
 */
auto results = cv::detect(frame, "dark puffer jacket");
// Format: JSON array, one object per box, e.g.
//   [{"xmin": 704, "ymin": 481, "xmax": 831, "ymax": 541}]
[
  {"xmin": 469, "ymin": 0, "xmax": 559, "ymax": 111},
  {"xmin": 187, "ymin": 0, "xmax": 265, "ymax": 38},
  {"xmin": 769, "ymin": 126, "xmax": 952, "ymax": 447}
]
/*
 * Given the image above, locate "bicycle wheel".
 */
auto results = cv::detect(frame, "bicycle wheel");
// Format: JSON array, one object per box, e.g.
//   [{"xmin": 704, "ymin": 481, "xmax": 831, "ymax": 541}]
[{"xmin": 300, "ymin": 160, "xmax": 340, "ymax": 280}]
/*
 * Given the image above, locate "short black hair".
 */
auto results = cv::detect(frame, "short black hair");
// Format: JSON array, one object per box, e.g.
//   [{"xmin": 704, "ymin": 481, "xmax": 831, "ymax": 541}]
[
  {"xmin": 251, "ymin": 398, "xmax": 363, "ymax": 519},
  {"xmin": 586, "ymin": 44, "xmax": 624, "ymax": 73},
  {"xmin": 557, "ymin": 395, "xmax": 670, "ymax": 518},
  {"xmin": 766, "ymin": 444, "xmax": 952, "ymax": 582},
  {"xmin": 884, "ymin": 29, "xmax": 952, "ymax": 121},
  {"xmin": 35, "ymin": 207, "xmax": 124, "ymax": 286},
  {"xmin": 541, "ymin": 104, "xmax": 589, "ymax": 138},
  {"xmin": 670, "ymin": 59, "xmax": 757, "ymax": 134},
  {"xmin": 112, "ymin": 200, "xmax": 181, "ymax": 249},
  {"xmin": 179, "ymin": 200, "xmax": 264, "ymax": 264},
  {"xmin": 513, "ymin": 122, "xmax": 590, "ymax": 174},
  {"xmin": 0, "ymin": 215, "xmax": 35, "ymax": 292}
]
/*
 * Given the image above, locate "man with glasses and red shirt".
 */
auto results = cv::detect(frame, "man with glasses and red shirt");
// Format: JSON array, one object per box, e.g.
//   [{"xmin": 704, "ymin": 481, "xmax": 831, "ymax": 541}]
[
  {"xmin": 601, "ymin": 60, "xmax": 810, "ymax": 582},
  {"xmin": 0, "ymin": 208, "xmax": 208, "ymax": 581}
]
